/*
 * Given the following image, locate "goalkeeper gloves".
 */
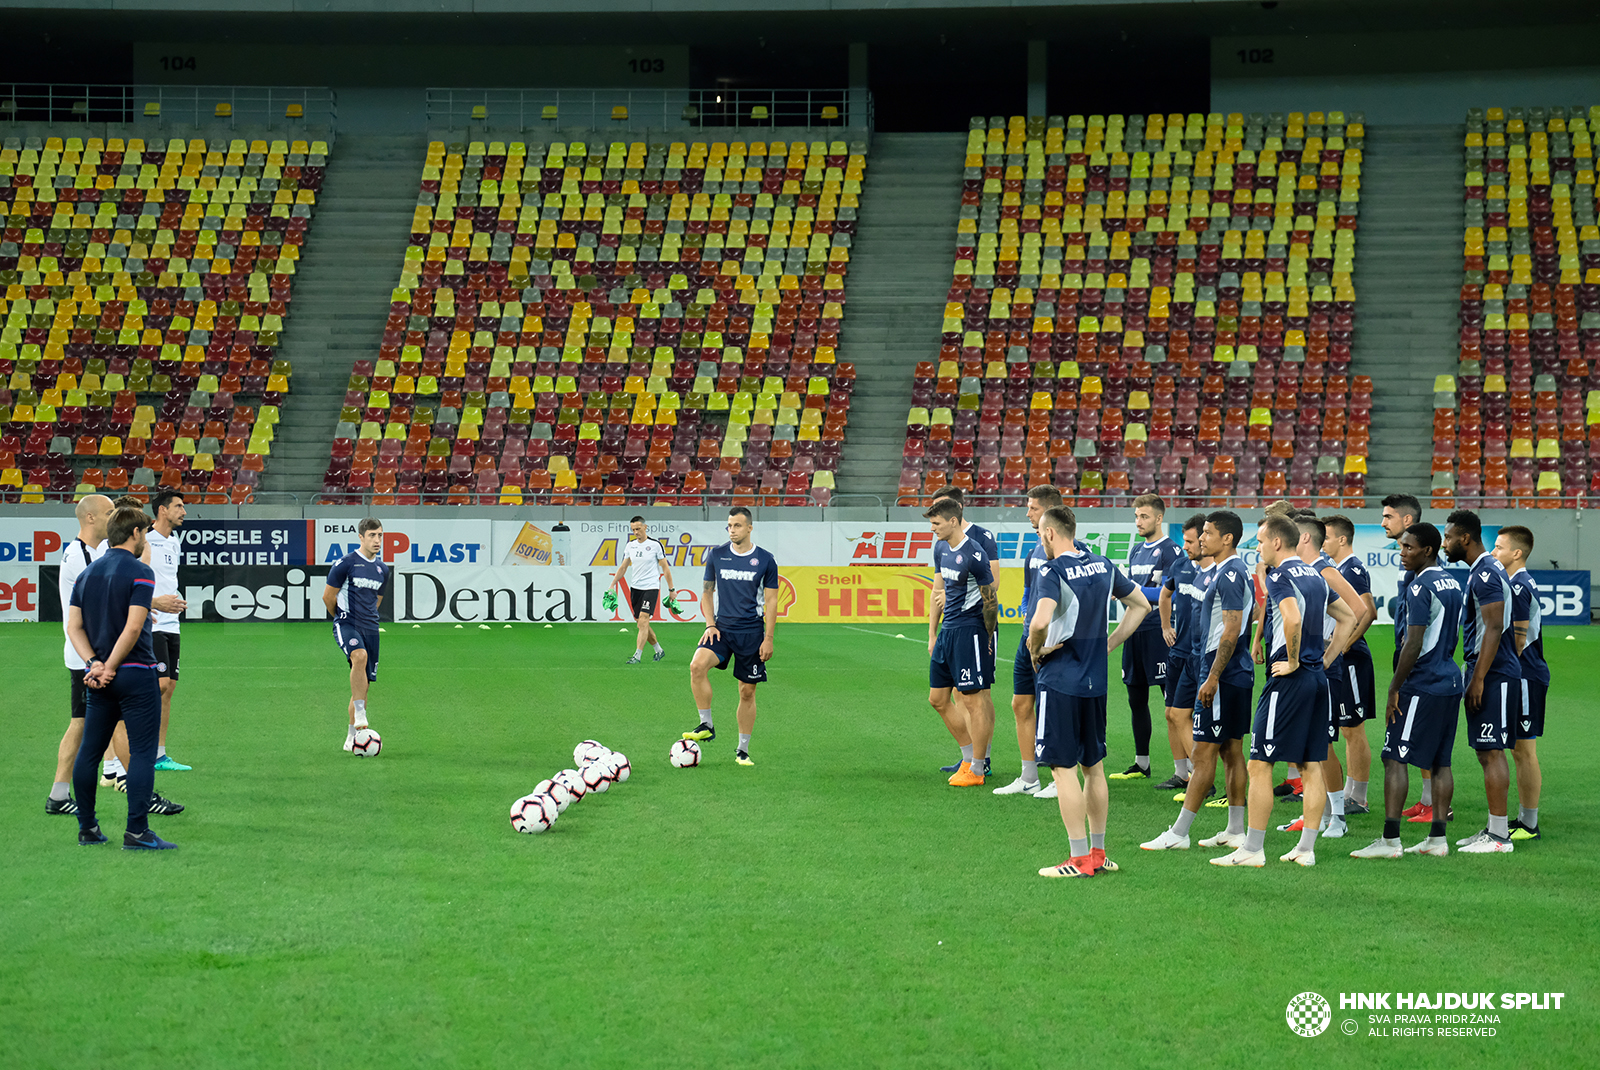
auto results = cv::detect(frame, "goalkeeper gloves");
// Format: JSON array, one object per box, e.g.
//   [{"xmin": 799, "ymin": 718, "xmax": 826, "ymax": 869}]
[{"xmin": 601, "ymin": 589, "xmax": 619, "ymax": 611}]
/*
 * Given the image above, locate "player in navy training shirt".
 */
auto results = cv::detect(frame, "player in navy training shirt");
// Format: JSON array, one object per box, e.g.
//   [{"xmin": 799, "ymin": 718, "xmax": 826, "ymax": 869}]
[
  {"xmin": 1444, "ymin": 509, "xmax": 1521, "ymax": 853},
  {"xmin": 1028, "ymin": 507, "xmax": 1149, "ymax": 878},
  {"xmin": 1492, "ymin": 525, "xmax": 1547, "ymax": 841},
  {"xmin": 1280, "ymin": 513, "xmax": 1372, "ymax": 841},
  {"xmin": 323, "ymin": 518, "xmax": 389, "ymax": 752},
  {"xmin": 993, "ymin": 485, "xmax": 1068, "ymax": 797},
  {"xmin": 1110, "ymin": 494, "xmax": 1181, "ymax": 782},
  {"xmin": 1322, "ymin": 515, "xmax": 1380, "ymax": 814},
  {"xmin": 66, "ymin": 506, "xmax": 177, "ymax": 850},
  {"xmin": 1379, "ymin": 494, "xmax": 1431, "ymax": 816},
  {"xmin": 1142, "ymin": 510, "xmax": 1254, "ymax": 853},
  {"xmin": 929, "ymin": 486, "xmax": 1002, "ymax": 779},
  {"xmin": 1214, "ymin": 515, "xmax": 1348, "ymax": 869},
  {"xmin": 1154, "ymin": 513, "xmax": 1210, "ymax": 794},
  {"xmin": 684, "ymin": 508, "xmax": 781, "ymax": 765},
  {"xmin": 1353, "ymin": 524, "xmax": 1466, "ymax": 859},
  {"xmin": 925, "ymin": 496, "xmax": 999, "ymax": 787}
]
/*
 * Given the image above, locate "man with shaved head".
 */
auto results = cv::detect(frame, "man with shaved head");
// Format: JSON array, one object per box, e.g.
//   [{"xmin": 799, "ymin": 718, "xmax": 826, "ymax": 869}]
[{"xmin": 45, "ymin": 495, "xmax": 115, "ymax": 814}]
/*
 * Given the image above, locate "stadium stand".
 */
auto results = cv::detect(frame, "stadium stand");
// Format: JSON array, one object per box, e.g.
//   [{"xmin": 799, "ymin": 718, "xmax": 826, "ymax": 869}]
[
  {"xmin": 323, "ymin": 136, "xmax": 865, "ymax": 506},
  {"xmin": 0, "ymin": 133, "xmax": 324, "ymax": 503},
  {"xmin": 899, "ymin": 111, "xmax": 1366, "ymax": 509},
  {"xmin": 1444, "ymin": 104, "xmax": 1600, "ymax": 509}
]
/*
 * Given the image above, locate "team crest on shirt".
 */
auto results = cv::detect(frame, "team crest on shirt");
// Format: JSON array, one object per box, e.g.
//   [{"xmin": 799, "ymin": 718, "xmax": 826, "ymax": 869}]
[{"xmin": 156, "ymin": 661, "xmax": 168, "ymax": 673}]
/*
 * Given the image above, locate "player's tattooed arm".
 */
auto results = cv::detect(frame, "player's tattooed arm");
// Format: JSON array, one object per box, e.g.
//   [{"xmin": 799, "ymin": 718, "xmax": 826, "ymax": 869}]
[
  {"xmin": 1271, "ymin": 596, "xmax": 1301, "ymax": 676},
  {"xmin": 1510, "ymin": 618, "xmax": 1528, "ymax": 656},
  {"xmin": 981, "ymin": 582, "xmax": 999, "ymax": 637}
]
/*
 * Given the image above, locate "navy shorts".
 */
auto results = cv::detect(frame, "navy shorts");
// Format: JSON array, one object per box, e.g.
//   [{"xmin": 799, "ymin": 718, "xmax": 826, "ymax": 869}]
[
  {"xmin": 1383, "ymin": 691, "xmax": 1461, "ymax": 770},
  {"xmin": 1249, "ymin": 667, "xmax": 1329, "ymax": 766},
  {"xmin": 930, "ymin": 624, "xmax": 994, "ymax": 694},
  {"xmin": 1466, "ymin": 673, "xmax": 1519, "ymax": 751},
  {"xmin": 1335, "ymin": 646, "xmax": 1375, "ymax": 726},
  {"xmin": 333, "ymin": 622, "xmax": 380, "ymax": 682},
  {"xmin": 701, "ymin": 625, "xmax": 768, "ymax": 684},
  {"xmin": 1164, "ymin": 652, "xmax": 1198, "ymax": 710},
  {"xmin": 1121, "ymin": 629, "xmax": 1168, "ymax": 689},
  {"xmin": 1516, "ymin": 679, "xmax": 1546, "ymax": 741},
  {"xmin": 1193, "ymin": 680, "xmax": 1252, "ymax": 743},
  {"xmin": 1035, "ymin": 687, "xmax": 1108, "ymax": 770},
  {"xmin": 1013, "ymin": 634, "xmax": 1036, "ymax": 697}
]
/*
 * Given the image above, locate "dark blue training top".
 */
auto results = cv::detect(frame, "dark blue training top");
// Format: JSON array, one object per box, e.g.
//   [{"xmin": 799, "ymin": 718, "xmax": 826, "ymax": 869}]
[
  {"xmin": 70, "ymin": 547, "xmax": 157, "ymax": 669},
  {"xmin": 1461, "ymin": 550, "xmax": 1521, "ymax": 680},
  {"xmin": 1506, "ymin": 568, "xmax": 1550, "ymax": 687},
  {"xmin": 1164, "ymin": 555, "xmax": 1206, "ymax": 660},
  {"xmin": 1263, "ymin": 558, "xmax": 1329, "ymax": 670},
  {"xmin": 1033, "ymin": 549, "xmax": 1137, "ymax": 697},
  {"xmin": 1196, "ymin": 555, "xmax": 1255, "ymax": 687},
  {"xmin": 703, "ymin": 542, "xmax": 781, "ymax": 630},
  {"xmin": 934, "ymin": 534, "xmax": 994, "ymax": 629},
  {"xmin": 1400, "ymin": 566, "xmax": 1465, "ymax": 695},
  {"xmin": 1336, "ymin": 552, "xmax": 1372, "ymax": 658},
  {"xmin": 1127, "ymin": 536, "xmax": 1181, "ymax": 633},
  {"xmin": 327, "ymin": 549, "xmax": 388, "ymax": 629}
]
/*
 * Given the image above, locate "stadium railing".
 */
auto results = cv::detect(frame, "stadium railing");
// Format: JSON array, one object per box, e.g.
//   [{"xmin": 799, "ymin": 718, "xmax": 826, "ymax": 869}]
[
  {"xmin": 425, "ymin": 88, "xmax": 870, "ymax": 137},
  {"xmin": 0, "ymin": 83, "xmax": 337, "ymax": 137}
]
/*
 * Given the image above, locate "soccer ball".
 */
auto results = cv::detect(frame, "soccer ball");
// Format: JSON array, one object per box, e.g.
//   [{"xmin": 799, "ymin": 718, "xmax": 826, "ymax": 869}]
[
  {"xmin": 535, "ymin": 777, "xmax": 574, "ymax": 812},
  {"xmin": 669, "ymin": 739, "xmax": 702, "ymax": 768},
  {"xmin": 554, "ymin": 768, "xmax": 586, "ymax": 801},
  {"xmin": 509, "ymin": 793, "xmax": 557, "ymax": 834},
  {"xmin": 581, "ymin": 762, "xmax": 612, "ymax": 793},
  {"xmin": 351, "ymin": 727, "xmax": 382, "ymax": 757},
  {"xmin": 574, "ymin": 740, "xmax": 610, "ymax": 767},
  {"xmin": 609, "ymin": 753, "xmax": 631, "ymax": 783}
]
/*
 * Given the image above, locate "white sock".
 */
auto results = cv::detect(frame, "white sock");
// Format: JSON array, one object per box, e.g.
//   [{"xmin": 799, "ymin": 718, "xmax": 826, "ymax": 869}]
[
  {"xmin": 157, "ymin": 745, "xmax": 167, "ymax": 758},
  {"xmin": 960, "ymin": 744, "xmax": 974, "ymax": 763},
  {"xmin": 698, "ymin": 709, "xmax": 713, "ymax": 728},
  {"xmin": 51, "ymin": 782, "xmax": 71, "ymax": 801},
  {"xmin": 653, "ymin": 641, "xmax": 663, "ymax": 652},
  {"xmin": 353, "ymin": 699, "xmax": 368, "ymax": 728},
  {"xmin": 1421, "ymin": 780, "xmax": 1433, "ymax": 806},
  {"xmin": 1020, "ymin": 759, "xmax": 1039, "ymax": 784},
  {"xmin": 1328, "ymin": 789, "xmax": 1345, "ymax": 818},
  {"xmin": 1136, "ymin": 755, "xmax": 1150, "ymax": 771},
  {"xmin": 1488, "ymin": 813, "xmax": 1509, "ymax": 838},
  {"xmin": 105, "ymin": 757, "xmax": 125, "ymax": 776},
  {"xmin": 737, "ymin": 733, "xmax": 751, "ymax": 753},
  {"xmin": 1175, "ymin": 758, "xmax": 1193, "ymax": 778},
  {"xmin": 1227, "ymin": 805, "xmax": 1246, "ymax": 835},
  {"xmin": 347, "ymin": 724, "xmax": 357, "ymax": 740}
]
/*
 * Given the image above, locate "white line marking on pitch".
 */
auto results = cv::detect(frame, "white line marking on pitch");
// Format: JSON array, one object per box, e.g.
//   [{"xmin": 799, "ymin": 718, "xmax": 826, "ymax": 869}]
[{"xmin": 839, "ymin": 625, "xmax": 1014, "ymax": 663}]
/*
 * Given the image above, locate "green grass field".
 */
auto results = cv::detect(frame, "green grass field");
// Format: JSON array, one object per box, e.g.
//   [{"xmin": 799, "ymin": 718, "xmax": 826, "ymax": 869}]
[{"xmin": 2, "ymin": 620, "xmax": 1595, "ymax": 1069}]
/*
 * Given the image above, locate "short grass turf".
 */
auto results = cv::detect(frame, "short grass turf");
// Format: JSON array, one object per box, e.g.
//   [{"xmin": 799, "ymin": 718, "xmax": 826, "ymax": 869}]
[{"xmin": 2, "ymin": 620, "xmax": 1596, "ymax": 1070}]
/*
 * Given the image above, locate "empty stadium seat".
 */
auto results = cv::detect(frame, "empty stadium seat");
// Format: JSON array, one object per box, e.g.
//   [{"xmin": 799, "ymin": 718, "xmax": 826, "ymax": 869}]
[
  {"xmin": 331, "ymin": 136, "xmax": 867, "ymax": 503},
  {"xmin": 0, "ymin": 133, "xmax": 320, "ymax": 499},
  {"xmin": 900, "ymin": 111, "xmax": 1364, "ymax": 506}
]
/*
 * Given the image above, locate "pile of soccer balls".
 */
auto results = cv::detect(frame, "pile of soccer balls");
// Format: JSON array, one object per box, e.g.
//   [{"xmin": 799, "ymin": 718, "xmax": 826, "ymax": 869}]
[{"xmin": 509, "ymin": 740, "xmax": 632, "ymax": 835}]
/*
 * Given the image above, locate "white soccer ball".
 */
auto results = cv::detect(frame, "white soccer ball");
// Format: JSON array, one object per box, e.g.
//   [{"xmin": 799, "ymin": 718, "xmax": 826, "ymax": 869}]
[
  {"xmin": 351, "ymin": 727, "xmax": 383, "ymax": 757},
  {"xmin": 574, "ymin": 740, "xmax": 610, "ymax": 767},
  {"xmin": 509, "ymin": 793, "xmax": 558, "ymax": 833},
  {"xmin": 609, "ymin": 753, "xmax": 631, "ymax": 783},
  {"xmin": 554, "ymin": 768, "xmax": 586, "ymax": 801},
  {"xmin": 535, "ymin": 777, "xmax": 574, "ymax": 812},
  {"xmin": 581, "ymin": 762, "xmax": 612, "ymax": 793},
  {"xmin": 669, "ymin": 739, "xmax": 702, "ymax": 768}
]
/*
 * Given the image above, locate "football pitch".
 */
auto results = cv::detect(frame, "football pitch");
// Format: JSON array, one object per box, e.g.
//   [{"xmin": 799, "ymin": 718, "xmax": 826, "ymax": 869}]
[{"xmin": 3, "ymin": 621, "xmax": 1595, "ymax": 1069}]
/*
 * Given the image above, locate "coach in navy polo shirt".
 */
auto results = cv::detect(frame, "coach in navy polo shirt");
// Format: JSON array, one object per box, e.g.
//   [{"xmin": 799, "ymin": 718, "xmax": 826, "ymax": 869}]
[{"xmin": 66, "ymin": 505, "xmax": 176, "ymax": 851}]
